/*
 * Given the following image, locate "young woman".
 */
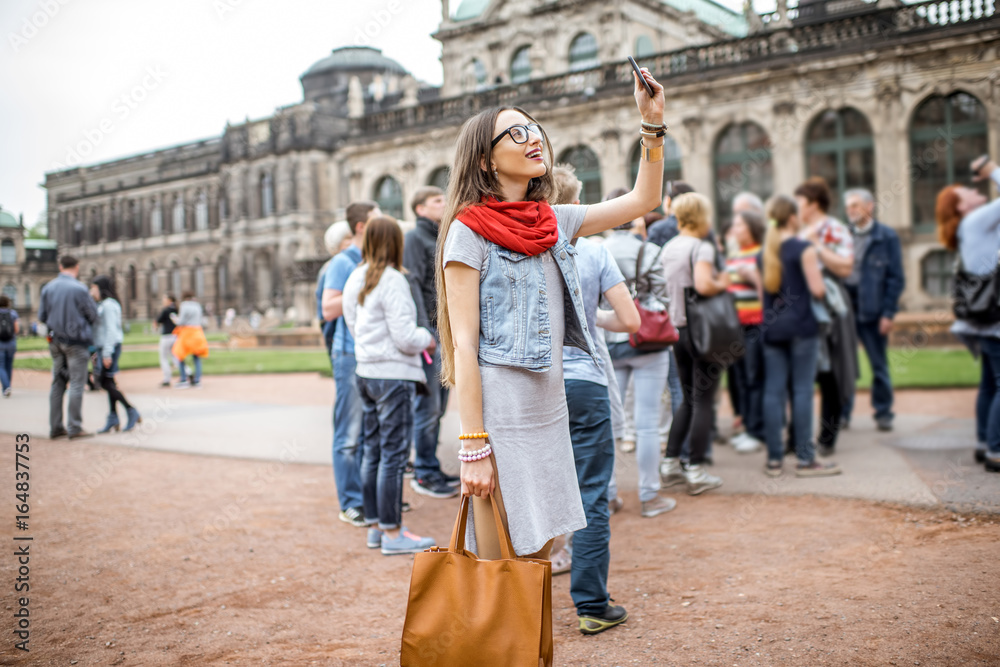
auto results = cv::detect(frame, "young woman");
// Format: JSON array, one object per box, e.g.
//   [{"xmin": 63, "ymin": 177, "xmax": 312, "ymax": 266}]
[
  {"xmin": 794, "ymin": 177, "xmax": 857, "ymax": 453},
  {"xmin": 342, "ymin": 215, "xmax": 438, "ymax": 554},
  {"xmin": 90, "ymin": 276, "xmax": 141, "ymax": 432},
  {"xmin": 937, "ymin": 156, "xmax": 1000, "ymax": 472},
  {"xmin": 725, "ymin": 209, "xmax": 766, "ymax": 453},
  {"xmin": 760, "ymin": 196, "xmax": 840, "ymax": 477},
  {"xmin": 658, "ymin": 193, "xmax": 728, "ymax": 495},
  {"xmin": 435, "ymin": 70, "xmax": 666, "ymax": 630},
  {"xmin": 0, "ymin": 294, "xmax": 19, "ymax": 397},
  {"xmin": 172, "ymin": 292, "xmax": 209, "ymax": 388}
]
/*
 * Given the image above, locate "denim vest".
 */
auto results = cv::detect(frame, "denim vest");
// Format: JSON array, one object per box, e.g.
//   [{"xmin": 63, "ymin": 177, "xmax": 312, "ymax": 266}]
[{"xmin": 478, "ymin": 226, "xmax": 599, "ymax": 371}]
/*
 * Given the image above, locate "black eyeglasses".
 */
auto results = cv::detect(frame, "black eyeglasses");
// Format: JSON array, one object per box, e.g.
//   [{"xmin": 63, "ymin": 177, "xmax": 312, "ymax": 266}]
[{"xmin": 491, "ymin": 123, "xmax": 544, "ymax": 148}]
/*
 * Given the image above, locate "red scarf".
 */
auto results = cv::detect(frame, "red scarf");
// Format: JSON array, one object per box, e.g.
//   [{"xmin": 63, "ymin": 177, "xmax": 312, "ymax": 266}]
[{"xmin": 457, "ymin": 198, "xmax": 558, "ymax": 256}]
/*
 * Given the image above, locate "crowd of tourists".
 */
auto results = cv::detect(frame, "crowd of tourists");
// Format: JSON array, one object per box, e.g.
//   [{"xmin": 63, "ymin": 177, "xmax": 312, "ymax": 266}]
[{"xmin": 314, "ymin": 67, "xmax": 999, "ymax": 652}]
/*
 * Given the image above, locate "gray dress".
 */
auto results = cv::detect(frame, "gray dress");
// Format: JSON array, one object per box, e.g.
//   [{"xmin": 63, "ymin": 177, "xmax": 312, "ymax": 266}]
[{"xmin": 443, "ymin": 205, "xmax": 588, "ymax": 555}]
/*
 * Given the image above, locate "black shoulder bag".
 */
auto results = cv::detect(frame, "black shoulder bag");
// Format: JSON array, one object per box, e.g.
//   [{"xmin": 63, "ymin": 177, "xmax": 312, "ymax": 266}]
[
  {"xmin": 683, "ymin": 241, "xmax": 744, "ymax": 362},
  {"xmin": 952, "ymin": 251, "xmax": 1000, "ymax": 325}
]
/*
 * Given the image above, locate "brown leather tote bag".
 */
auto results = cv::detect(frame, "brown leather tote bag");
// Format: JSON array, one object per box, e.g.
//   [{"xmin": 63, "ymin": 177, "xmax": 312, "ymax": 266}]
[{"xmin": 400, "ymin": 493, "xmax": 553, "ymax": 667}]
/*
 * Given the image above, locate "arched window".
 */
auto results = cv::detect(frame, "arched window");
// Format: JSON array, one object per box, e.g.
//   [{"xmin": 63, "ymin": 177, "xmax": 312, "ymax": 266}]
[
  {"xmin": 0, "ymin": 239, "xmax": 15, "ymax": 265},
  {"xmin": 88, "ymin": 209, "xmax": 100, "ymax": 244},
  {"xmin": 714, "ymin": 122, "xmax": 773, "ymax": 230},
  {"xmin": 921, "ymin": 249, "xmax": 957, "ymax": 297},
  {"xmin": 559, "ymin": 146, "xmax": 603, "ymax": 205},
  {"xmin": 373, "ymin": 176, "xmax": 404, "ymax": 219},
  {"xmin": 193, "ymin": 259, "xmax": 205, "ymax": 299},
  {"xmin": 630, "ymin": 135, "xmax": 683, "ymax": 191},
  {"xmin": 217, "ymin": 259, "xmax": 229, "ymax": 302},
  {"xmin": 150, "ymin": 198, "xmax": 163, "ymax": 236},
  {"xmin": 2, "ymin": 283, "xmax": 15, "ymax": 305},
  {"xmin": 107, "ymin": 203, "xmax": 119, "ymax": 241},
  {"xmin": 218, "ymin": 187, "xmax": 229, "ymax": 223},
  {"xmin": 127, "ymin": 265, "xmax": 137, "ymax": 301},
  {"xmin": 72, "ymin": 212, "xmax": 83, "ymax": 246},
  {"xmin": 149, "ymin": 263, "xmax": 159, "ymax": 297},
  {"xmin": 171, "ymin": 261, "xmax": 182, "ymax": 298},
  {"xmin": 569, "ymin": 33, "xmax": 599, "ymax": 71},
  {"xmin": 469, "ymin": 58, "xmax": 488, "ymax": 90},
  {"xmin": 428, "ymin": 166, "xmax": 451, "ymax": 192},
  {"xmin": 260, "ymin": 172, "xmax": 275, "ymax": 217},
  {"xmin": 635, "ymin": 35, "xmax": 655, "ymax": 58},
  {"xmin": 126, "ymin": 200, "xmax": 137, "ymax": 238},
  {"xmin": 23, "ymin": 284, "xmax": 31, "ymax": 310},
  {"xmin": 510, "ymin": 46, "xmax": 532, "ymax": 84},
  {"xmin": 195, "ymin": 191, "xmax": 209, "ymax": 230},
  {"xmin": 910, "ymin": 91, "xmax": 988, "ymax": 231},
  {"xmin": 806, "ymin": 108, "xmax": 875, "ymax": 221},
  {"xmin": 172, "ymin": 195, "xmax": 185, "ymax": 233}
]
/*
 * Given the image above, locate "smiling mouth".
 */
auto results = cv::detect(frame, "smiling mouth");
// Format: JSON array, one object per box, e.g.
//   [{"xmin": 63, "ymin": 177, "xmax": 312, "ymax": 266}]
[{"xmin": 525, "ymin": 148, "xmax": 542, "ymax": 159}]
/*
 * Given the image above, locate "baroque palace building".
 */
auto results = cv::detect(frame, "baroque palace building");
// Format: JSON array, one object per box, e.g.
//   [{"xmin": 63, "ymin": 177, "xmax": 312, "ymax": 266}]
[{"xmin": 43, "ymin": 0, "xmax": 999, "ymax": 323}]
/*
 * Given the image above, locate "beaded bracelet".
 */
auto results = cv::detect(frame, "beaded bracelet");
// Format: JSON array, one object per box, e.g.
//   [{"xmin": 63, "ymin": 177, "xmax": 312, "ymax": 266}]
[
  {"xmin": 458, "ymin": 431, "xmax": 489, "ymax": 441},
  {"xmin": 458, "ymin": 443, "xmax": 493, "ymax": 462}
]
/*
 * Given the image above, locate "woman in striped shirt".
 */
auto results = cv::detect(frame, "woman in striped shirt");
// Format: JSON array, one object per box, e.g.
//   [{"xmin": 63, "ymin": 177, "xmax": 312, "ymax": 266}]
[{"xmin": 725, "ymin": 209, "xmax": 766, "ymax": 453}]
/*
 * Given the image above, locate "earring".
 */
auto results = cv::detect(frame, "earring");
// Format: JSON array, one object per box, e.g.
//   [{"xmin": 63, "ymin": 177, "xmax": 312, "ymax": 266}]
[{"xmin": 492, "ymin": 165, "xmax": 498, "ymax": 179}]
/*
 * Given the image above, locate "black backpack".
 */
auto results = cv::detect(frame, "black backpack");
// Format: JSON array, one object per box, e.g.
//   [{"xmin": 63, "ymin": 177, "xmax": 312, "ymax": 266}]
[{"xmin": 0, "ymin": 310, "xmax": 13, "ymax": 342}]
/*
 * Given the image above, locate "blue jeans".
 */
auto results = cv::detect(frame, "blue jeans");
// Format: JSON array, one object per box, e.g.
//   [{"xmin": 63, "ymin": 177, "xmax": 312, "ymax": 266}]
[
  {"xmin": 741, "ymin": 325, "xmax": 765, "ymax": 440},
  {"xmin": 850, "ymin": 319, "xmax": 894, "ymax": 421},
  {"xmin": 332, "ymin": 350, "xmax": 364, "ymax": 511},
  {"xmin": 178, "ymin": 355, "xmax": 202, "ymax": 384},
  {"xmin": 976, "ymin": 336, "xmax": 1000, "ymax": 454},
  {"xmin": 0, "ymin": 339, "xmax": 16, "ymax": 391},
  {"xmin": 412, "ymin": 347, "xmax": 449, "ymax": 479},
  {"xmin": 565, "ymin": 380, "xmax": 615, "ymax": 616},
  {"xmin": 357, "ymin": 377, "xmax": 415, "ymax": 530},
  {"xmin": 763, "ymin": 336, "xmax": 819, "ymax": 464},
  {"xmin": 614, "ymin": 349, "xmax": 669, "ymax": 502}
]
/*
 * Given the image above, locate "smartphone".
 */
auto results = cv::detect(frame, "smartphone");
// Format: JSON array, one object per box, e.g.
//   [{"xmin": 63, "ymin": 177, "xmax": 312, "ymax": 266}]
[
  {"xmin": 971, "ymin": 154, "xmax": 990, "ymax": 182},
  {"xmin": 628, "ymin": 56, "xmax": 655, "ymax": 98}
]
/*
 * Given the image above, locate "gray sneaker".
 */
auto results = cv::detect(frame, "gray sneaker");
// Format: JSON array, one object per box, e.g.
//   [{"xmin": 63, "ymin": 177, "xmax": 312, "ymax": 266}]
[
  {"xmin": 366, "ymin": 527, "xmax": 383, "ymax": 549},
  {"xmin": 381, "ymin": 528, "xmax": 435, "ymax": 556},
  {"xmin": 640, "ymin": 495, "xmax": 677, "ymax": 518},
  {"xmin": 795, "ymin": 460, "xmax": 843, "ymax": 477},
  {"xmin": 659, "ymin": 457, "xmax": 686, "ymax": 488},
  {"xmin": 684, "ymin": 465, "xmax": 722, "ymax": 495}
]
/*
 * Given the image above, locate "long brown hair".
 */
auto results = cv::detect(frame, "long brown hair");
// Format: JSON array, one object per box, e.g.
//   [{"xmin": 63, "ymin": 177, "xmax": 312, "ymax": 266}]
[
  {"xmin": 763, "ymin": 194, "xmax": 798, "ymax": 294},
  {"xmin": 435, "ymin": 106, "xmax": 556, "ymax": 387},
  {"xmin": 358, "ymin": 215, "xmax": 404, "ymax": 306},
  {"xmin": 936, "ymin": 185, "xmax": 962, "ymax": 251}
]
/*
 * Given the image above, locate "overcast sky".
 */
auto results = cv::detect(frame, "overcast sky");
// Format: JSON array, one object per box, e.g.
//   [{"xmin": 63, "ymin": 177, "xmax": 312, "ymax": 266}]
[{"xmin": 0, "ymin": 0, "xmax": 749, "ymax": 229}]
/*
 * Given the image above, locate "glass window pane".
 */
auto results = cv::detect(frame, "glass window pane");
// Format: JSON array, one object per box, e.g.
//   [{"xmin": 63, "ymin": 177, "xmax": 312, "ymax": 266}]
[
  {"xmin": 374, "ymin": 176, "xmax": 404, "ymax": 219},
  {"xmin": 841, "ymin": 108, "xmax": 872, "ymax": 137},
  {"xmin": 569, "ymin": 33, "xmax": 598, "ymax": 71},
  {"xmin": 912, "ymin": 96, "xmax": 946, "ymax": 128},
  {"xmin": 714, "ymin": 122, "xmax": 773, "ymax": 230},
  {"xmin": 950, "ymin": 92, "xmax": 987, "ymax": 124},
  {"xmin": 511, "ymin": 46, "xmax": 531, "ymax": 83},
  {"xmin": 808, "ymin": 110, "xmax": 839, "ymax": 141},
  {"xmin": 635, "ymin": 35, "xmax": 654, "ymax": 58},
  {"xmin": 560, "ymin": 146, "xmax": 602, "ymax": 206},
  {"xmin": 429, "ymin": 167, "xmax": 450, "ymax": 191}
]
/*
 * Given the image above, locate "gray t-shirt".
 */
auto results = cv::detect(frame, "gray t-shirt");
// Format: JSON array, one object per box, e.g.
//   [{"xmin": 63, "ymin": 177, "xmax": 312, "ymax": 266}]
[
  {"xmin": 563, "ymin": 236, "xmax": 624, "ymax": 386},
  {"xmin": 659, "ymin": 234, "xmax": 716, "ymax": 327},
  {"xmin": 442, "ymin": 203, "xmax": 588, "ymax": 556}
]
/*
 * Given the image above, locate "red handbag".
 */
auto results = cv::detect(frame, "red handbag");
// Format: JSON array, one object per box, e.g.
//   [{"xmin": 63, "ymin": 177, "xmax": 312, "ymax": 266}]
[{"xmin": 629, "ymin": 241, "xmax": 678, "ymax": 351}]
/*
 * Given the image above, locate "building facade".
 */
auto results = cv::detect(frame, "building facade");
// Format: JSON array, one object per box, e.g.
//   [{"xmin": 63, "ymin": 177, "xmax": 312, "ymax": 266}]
[
  {"xmin": 0, "ymin": 207, "xmax": 59, "ymax": 324},
  {"xmin": 44, "ymin": 0, "xmax": 1000, "ymax": 322}
]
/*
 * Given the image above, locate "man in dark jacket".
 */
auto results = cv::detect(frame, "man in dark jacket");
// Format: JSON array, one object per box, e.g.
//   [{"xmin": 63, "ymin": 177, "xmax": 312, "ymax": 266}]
[
  {"xmin": 842, "ymin": 189, "xmax": 905, "ymax": 431},
  {"xmin": 645, "ymin": 180, "xmax": 694, "ymax": 247},
  {"xmin": 37, "ymin": 255, "xmax": 98, "ymax": 439},
  {"xmin": 403, "ymin": 186, "xmax": 458, "ymax": 498}
]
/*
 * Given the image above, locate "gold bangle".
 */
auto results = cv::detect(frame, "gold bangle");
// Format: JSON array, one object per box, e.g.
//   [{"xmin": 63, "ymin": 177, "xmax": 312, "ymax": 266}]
[
  {"xmin": 640, "ymin": 138, "xmax": 663, "ymax": 163},
  {"xmin": 458, "ymin": 432, "xmax": 489, "ymax": 440}
]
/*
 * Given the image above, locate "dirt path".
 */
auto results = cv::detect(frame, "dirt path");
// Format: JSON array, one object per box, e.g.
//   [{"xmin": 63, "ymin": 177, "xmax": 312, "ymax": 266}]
[{"xmin": 1, "ymin": 437, "xmax": 996, "ymax": 666}]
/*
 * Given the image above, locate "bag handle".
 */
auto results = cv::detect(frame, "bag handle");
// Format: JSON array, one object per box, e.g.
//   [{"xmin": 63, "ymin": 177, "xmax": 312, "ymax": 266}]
[
  {"xmin": 633, "ymin": 241, "xmax": 666, "ymax": 300},
  {"xmin": 448, "ymin": 489, "xmax": 516, "ymax": 560}
]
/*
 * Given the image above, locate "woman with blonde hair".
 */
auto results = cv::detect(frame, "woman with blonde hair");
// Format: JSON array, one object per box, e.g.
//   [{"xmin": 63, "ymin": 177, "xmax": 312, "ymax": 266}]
[
  {"xmin": 760, "ymin": 195, "xmax": 839, "ymax": 477},
  {"xmin": 436, "ymin": 68, "xmax": 666, "ymax": 634},
  {"xmin": 657, "ymin": 192, "xmax": 729, "ymax": 495}
]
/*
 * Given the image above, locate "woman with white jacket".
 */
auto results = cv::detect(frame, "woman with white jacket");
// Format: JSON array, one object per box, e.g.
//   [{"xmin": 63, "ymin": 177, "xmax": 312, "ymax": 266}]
[{"xmin": 343, "ymin": 215, "xmax": 438, "ymax": 556}]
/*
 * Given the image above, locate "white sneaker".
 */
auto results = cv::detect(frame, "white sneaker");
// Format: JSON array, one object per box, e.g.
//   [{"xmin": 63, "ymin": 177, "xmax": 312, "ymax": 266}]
[
  {"xmin": 684, "ymin": 465, "xmax": 722, "ymax": 496},
  {"xmin": 732, "ymin": 433, "xmax": 763, "ymax": 454}
]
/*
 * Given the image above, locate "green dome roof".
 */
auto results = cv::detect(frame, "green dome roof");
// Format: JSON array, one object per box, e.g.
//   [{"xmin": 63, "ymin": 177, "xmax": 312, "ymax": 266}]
[
  {"xmin": 302, "ymin": 46, "xmax": 407, "ymax": 78},
  {"xmin": 453, "ymin": 0, "xmax": 490, "ymax": 20},
  {"xmin": 0, "ymin": 209, "xmax": 19, "ymax": 229}
]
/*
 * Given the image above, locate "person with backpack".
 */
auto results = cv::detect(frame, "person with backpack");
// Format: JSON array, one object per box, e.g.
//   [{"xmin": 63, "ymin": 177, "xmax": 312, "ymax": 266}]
[
  {"xmin": 938, "ymin": 156, "xmax": 1000, "ymax": 472},
  {"xmin": 604, "ymin": 212, "xmax": 678, "ymax": 517},
  {"xmin": 0, "ymin": 294, "xmax": 19, "ymax": 397}
]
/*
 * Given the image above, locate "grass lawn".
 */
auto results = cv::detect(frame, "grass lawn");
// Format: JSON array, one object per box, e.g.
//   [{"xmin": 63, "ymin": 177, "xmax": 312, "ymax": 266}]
[
  {"xmin": 12, "ymin": 341, "xmax": 981, "ymax": 387},
  {"xmin": 14, "ymin": 347, "xmax": 330, "ymax": 375},
  {"xmin": 14, "ymin": 331, "xmax": 229, "ymax": 352}
]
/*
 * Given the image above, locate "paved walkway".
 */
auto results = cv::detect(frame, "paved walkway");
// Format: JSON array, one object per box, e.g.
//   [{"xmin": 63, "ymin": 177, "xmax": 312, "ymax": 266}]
[{"xmin": 2, "ymin": 368, "xmax": 997, "ymax": 513}]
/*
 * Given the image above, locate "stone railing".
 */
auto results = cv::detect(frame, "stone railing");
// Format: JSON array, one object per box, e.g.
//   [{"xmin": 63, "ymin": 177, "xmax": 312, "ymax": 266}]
[{"xmin": 359, "ymin": 0, "xmax": 998, "ymax": 136}]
